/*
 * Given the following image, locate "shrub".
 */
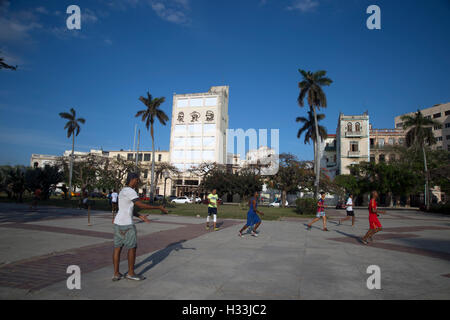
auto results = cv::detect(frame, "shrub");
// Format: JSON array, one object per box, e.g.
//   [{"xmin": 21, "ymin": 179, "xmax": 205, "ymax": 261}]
[{"xmin": 295, "ymin": 198, "xmax": 317, "ymax": 215}]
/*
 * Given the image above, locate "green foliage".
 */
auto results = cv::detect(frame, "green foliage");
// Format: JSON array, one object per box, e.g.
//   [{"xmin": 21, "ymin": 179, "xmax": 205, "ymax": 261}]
[
  {"xmin": 295, "ymin": 198, "xmax": 317, "ymax": 215},
  {"xmin": 427, "ymin": 202, "xmax": 450, "ymax": 214},
  {"xmin": 25, "ymin": 165, "xmax": 64, "ymax": 199}
]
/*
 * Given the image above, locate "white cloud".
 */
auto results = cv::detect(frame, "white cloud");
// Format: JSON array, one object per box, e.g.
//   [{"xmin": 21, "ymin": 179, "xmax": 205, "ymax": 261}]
[
  {"xmin": 0, "ymin": 2, "xmax": 42, "ymax": 43},
  {"xmin": 287, "ymin": 0, "xmax": 319, "ymax": 12},
  {"xmin": 36, "ymin": 6, "xmax": 49, "ymax": 15},
  {"xmin": 150, "ymin": 0, "xmax": 190, "ymax": 24}
]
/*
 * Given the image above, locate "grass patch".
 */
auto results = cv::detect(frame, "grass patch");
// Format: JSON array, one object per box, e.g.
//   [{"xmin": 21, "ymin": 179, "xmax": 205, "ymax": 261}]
[{"xmin": 142, "ymin": 203, "xmax": 315, "ymax": 220}]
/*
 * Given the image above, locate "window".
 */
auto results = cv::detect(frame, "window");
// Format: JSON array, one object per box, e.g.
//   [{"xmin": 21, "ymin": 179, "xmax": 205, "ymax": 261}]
[
  {"xmin": 205, "ymin": 97, "xmax": 217, "ymax": 106},
  {"xmin": 446, "ymin": 123, "xmax": 450, "ymax": 128},
  {"xmin": 379, "ymin": 154, "xmax": 385, "ymax": 162},
  {"xmin": 144, "ymin": 153, "xmax": 150, "ymax": 161},
  {"xmin": 370, "ymin": 156, "xmax": 375, "ymax": 163},
  {"xmin": 203, "ymin": 137, "xmax": 215, "ymax": 148},
  {"xmin": 138, "ymin": 154, "xmax": 143, "ymax": 162},
  {"xmin": 396, "ymin": 122, "xmax": 403, "ymax": 128},
  {"xmin": 437, "ymin": 136, "xmax": 443, "ymax": 141},
  {"xmin": 370, "ymin": 138, "xmax": 375, "ymax": 146},
  {"xmin": 158, "ymin": 154, "xmax": 162, "ymax": 161},
  {"xmin": 355, "ymin": 122, "xmax": 361, "ymax": 132},
  {"xmin": 188, "ymin": 124, "xmax": 202, "ymax": 134},
  {"xmin": 445, "ymin": 110, "xmax": 450, "ymax": 116},
  {"xmin": 350, "ymin": 141, "xmax": 359, "ymax": 152},
  {"xmin": 190, "ymin": 98, "xmax": 203, "ymax": 107},
  {"xmin": 143, "ymin": 170, "xmax": 148, "ymax": 179},
  {"xmin": 127, "ymin": 153, "xmax": 133, "ymax": 160},
  {"xmin": 347, "ymin": 123, "xmax": 353, "ymax": 132},
  {"xmin": 33, "ymin": 162, "xmax": 39, "ymax": 168},
  {"xmin": 202, "ymin": 150, "xmax": 215, "ymax": 161},
  {"xmin": 446, "ymin": 135, "xmax": 450, "ymax": 140},
  {"xmin": 203, "ymin": 124, "xmax": 215, "ymax": 135},
  {"xmin": 398, "ymin": 138, "xmax": 404, "ymax": 145},
  {"xmin": 378, "ymin": 139, "xmax": 385, "ymax": 147},
  {"xmin": 433, "ymin": 113, "xmax": 441, "ymax": 119},
  {"xmin": 186, "ymin": 137, "xmax": 202, "ymax": 147},
  {"xmin": 388, "ymin": 138, "xmax": 395, "ymax": 145},
  {"xmin": 425, "ymin": 115, "xmax": 431, "ymax": 120},
  {"xmin": 434, "ymin": 125, "xmax": 442, "ymax": 130},
  {"xmin": 116, "ymin": 154, "xmax": 121, "ymax": 160},
  {"xmin": 173, "ymin": 125, "xmax": 186, "ymax": 136},
  {"xmin": 177, "ymin": 99, "xmax": 188, "ymax": 108}
]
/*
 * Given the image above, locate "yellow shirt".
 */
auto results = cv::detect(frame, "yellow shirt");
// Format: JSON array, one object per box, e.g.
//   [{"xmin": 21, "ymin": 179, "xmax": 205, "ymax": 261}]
[{"xmin": 207, "ymin": 193, "xmax": 218, "ymax": 208}]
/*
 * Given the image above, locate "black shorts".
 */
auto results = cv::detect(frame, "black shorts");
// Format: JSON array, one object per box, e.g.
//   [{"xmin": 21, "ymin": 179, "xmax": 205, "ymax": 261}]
[
  {"xmin": 346, "ymin": 210, "xmax": 354, "ymax": 217},
  {"xmin": 208, "ymin": 207, "xmax": 217, "ymax": 216}
]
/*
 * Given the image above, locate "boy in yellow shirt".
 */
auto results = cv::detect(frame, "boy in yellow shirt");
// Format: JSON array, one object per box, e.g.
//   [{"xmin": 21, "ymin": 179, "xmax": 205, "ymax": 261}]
[{"xmin": 206, "ymin": 189, "xmax": 220, "ymax": 231}]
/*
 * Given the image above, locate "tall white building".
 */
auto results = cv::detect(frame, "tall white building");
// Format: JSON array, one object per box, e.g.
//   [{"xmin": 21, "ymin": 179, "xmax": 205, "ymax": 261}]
[{"xmin": 169, "ymin": 86, "xmax": 229, "ymax": 172}]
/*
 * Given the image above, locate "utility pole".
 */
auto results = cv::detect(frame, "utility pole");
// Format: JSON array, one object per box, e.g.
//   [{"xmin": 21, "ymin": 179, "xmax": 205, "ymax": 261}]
[
  {"xmin": 135, "ymin": 129, "xmax": 140, "ymax": 169},
  {"xmin": 133, "ymin": 124, "xmax": 137, "ymax": 151}
]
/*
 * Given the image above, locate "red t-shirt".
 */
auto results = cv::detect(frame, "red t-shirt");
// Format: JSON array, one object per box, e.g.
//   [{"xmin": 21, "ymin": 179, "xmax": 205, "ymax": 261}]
[
  {"xmin": 317, "ymin": 198, "xmax": 325, "ymax": 212},
  {"xmin": 369, "ymin": 199, "xmax": 377, "ymax": 215}
]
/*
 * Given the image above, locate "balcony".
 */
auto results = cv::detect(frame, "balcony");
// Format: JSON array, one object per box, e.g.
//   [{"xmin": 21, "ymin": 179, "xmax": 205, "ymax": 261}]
[
  {"xmin": 326, "ymin": 162, "xmax": 337, "ymax": 167},
  {"xmin": 348, "ymin": 151, "xmax": 360, "ymax": 157},
  {"xmin": 345, "ymin": 131, "xmax": 363, "ymax": 138}
]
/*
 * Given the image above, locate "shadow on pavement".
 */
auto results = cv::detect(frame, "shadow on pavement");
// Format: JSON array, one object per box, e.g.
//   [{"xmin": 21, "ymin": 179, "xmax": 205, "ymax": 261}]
[{"xmin": 135, "ymin": 240, "xmax": 196, "ymax": 276}]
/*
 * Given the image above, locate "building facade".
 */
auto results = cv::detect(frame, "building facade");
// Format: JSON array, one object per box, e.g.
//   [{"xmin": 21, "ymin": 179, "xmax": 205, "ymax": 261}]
[{"xmin": 394, "ymin": 102, "xmax": 450, "ymax": 151}]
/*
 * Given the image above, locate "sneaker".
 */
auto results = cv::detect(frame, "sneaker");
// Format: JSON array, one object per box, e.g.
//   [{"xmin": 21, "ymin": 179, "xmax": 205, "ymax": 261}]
[
  {"xmin": 205, "ymin": 225, "xmax": 210, "ymax": 230},
  {"xmin": 214, "ymin": 227, "xmax": 220, "ymax": 231},
  {"xmin": 306, "ymin": 225, "xmax": 312, "ymax": 230},
  {"xmin": 360, "ymin": 238, "xmax": 369, "ymax": 245},
  {"xmin": 323, "ymin": 228, "xmax": 329, "ymax": 232},
  {"xmin": 112, "ymin": 273, "xmax": 123, "ymax": 281},
  {"xmin": 337, "ymin": 220, "xmax": 341, "ymax": 226},
  {"xmin": 238, "ymin": 232, "xmax": 243, "ymax": 237},
  {"xmin": 125, "ymin": 274, "xmax": 145, "ymax": 281},
  {"xmin": 251, "ymin": 231, "xmax": 258, "ymax": 237}
]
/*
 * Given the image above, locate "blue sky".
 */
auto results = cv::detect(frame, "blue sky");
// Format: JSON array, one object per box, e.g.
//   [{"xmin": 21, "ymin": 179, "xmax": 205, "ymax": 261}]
[{"xmin": 0, "ymin": 0, "xmax": 449, "ymax": 165}]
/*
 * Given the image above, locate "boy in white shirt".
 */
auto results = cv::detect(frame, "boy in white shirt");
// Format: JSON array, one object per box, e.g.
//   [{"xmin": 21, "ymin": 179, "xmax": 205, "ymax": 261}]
[
  {"xmin": 338, "ymin": 194, "xmax": 355, "ymax": 227},
  {"xmin": 112, "ymin": 172, "xmax": 168, "ymax": 281}
]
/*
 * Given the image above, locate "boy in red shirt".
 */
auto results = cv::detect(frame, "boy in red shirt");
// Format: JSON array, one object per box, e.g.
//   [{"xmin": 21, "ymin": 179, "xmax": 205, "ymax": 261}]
[{"xmin": 361, "ymin": 191, "xmax": 385, "ymax": 245}]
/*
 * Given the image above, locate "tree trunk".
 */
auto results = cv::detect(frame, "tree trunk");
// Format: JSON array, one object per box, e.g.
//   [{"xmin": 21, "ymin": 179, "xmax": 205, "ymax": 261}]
[
  {"xmin": 422, "ymin": 146, "xmax": 430, "ymax": 211},
  {"xmin": 281, "ymin": 190, "xmax": 287, "ymax": 208},
  {"xmin": 68, "ymin": 134, "xmax": 74, "ymax": 200},
  {"xmin": 312, "ymin": 105, "xmax": 320, "ymax": 198},
  {"xmin": 150, "ymin": 126, "xmax": 156, "ymax": 204}
]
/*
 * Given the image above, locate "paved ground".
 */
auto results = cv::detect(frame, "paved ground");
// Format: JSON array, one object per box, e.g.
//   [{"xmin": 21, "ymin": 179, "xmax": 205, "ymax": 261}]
[{"xmin": 0, "ymin": 202, "xmax": 449, "ymax": 300}]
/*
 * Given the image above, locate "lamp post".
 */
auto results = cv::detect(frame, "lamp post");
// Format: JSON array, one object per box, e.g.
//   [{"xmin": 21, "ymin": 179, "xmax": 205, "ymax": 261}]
[{"xmin": 163, "ymin": 170, "xmax": 171, "ymax": 205}]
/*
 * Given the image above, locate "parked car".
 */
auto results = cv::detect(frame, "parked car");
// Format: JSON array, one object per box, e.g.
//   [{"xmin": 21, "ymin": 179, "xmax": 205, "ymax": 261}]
[
  {"xmin": 168, "ymin": 195, "xmax": 178, "ymax": 201},
  {"xmin": 171, "ymin": 196, "xmax": 192, "ymax": 204},
  {"xmin": 71, "ymin": 192, "xmax": 81, "ymax": 197},
  {"xmin": 154, "ymin": 195, "xmax": 164, "ymax": 201},
  {"xmin": 191, "ymin": 196, "xmax": 202, "ymax": 203},
  {"xmin": 269, "ymin": 200, "xmax": 288, "ymax": 207}
]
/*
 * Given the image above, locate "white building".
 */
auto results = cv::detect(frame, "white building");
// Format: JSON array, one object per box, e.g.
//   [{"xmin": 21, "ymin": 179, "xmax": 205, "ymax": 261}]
[{"xmin": 169, "ymin": 86, "xmax": 229, "ymax": 172}]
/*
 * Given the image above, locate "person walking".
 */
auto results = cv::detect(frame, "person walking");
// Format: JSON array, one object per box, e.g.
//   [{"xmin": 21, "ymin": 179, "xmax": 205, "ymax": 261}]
[
  {"xmin": 338, "ymin": 194, "xmax": 355, "ymax": 226},
  {"xmin": 239, "ymin": 191, "xmax": 264, "ymax": 237},
  {"xmin": 306, "ymin": 192, "xmax": 329, "ymax": 231},
  {"xmin": 206, "ymin": 189, "xmax": 220, "ymax": 231},
  {"xmin": 112, "ymin": 172, "xmax": 168, "ymax": 281}
]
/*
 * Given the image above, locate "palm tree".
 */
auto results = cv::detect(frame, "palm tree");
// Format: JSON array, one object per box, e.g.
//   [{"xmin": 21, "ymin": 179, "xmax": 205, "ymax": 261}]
[
  {"xmin": 59, "ymin": 108, "xmax": 85, "ymax": 199},
  {"xmin": 401, "ymin": 110, "xmax": 439, "ymax": 210},
  {"xmin": 296, "ymin": 107, "xmax": 328, "ymax": 146},
  {"xmin": 297, "ymin": 69, "xmax": 333, "ymax": 197},
  {"xmin": 0, "ymin": 52, "xmax": 17, "ymax": 70},
  {"xmin": 135, "ymin": 92, "xmax": 169, "ymax": 203}
]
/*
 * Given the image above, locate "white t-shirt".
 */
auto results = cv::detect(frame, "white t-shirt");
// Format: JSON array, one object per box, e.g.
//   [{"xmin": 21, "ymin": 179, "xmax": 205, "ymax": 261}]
[
  {"xmin": 346, "ymin": 198, "xmax": 353, "ymax": 211},
  {"xmin": 111, "ymin": 192, "xmax": 118, "ymax": 203},
  {"xmin": 113, "ymin": 187, "xmax": 139, "ymax": 226}
]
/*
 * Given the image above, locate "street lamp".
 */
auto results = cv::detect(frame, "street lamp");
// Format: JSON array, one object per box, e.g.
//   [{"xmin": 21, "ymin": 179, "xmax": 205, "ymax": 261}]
[{"xmin": 163, "ymin": 170, "xmax": 172, "ymax": 205}]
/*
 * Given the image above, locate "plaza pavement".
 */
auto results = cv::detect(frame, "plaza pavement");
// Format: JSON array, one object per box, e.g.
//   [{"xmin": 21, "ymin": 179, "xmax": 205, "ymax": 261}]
[{"xmin": 0, "ymin": 202, "xmax": 449, "ymax": 300}]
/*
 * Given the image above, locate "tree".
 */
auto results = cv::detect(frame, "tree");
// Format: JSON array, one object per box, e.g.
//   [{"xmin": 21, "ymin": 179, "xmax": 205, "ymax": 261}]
[
  {"xmin": 401, "ymin": 110, "xmax": 440, "ymax": 210},
  {"xmin": 25, "ymin": 165, "xmax": 64, "ymax": 200},
  {"xmin": 296, "ymin": 106, "xmax": 328, "ymax": 189},
  {"xmin": 0, "ymin": 53, "xmax": 17, "ymax": 70},
  {"xmin": 59, "ymin": 108, "xmax": 86, "ymax": 198},
  {"xmin": 153, "ymin": 162, "xmax": 180, "ymax": 195},
  {"xmin": 188, "ymin": 162, "xmax": 225, "ymax": 196},
  {"xmin": 135, "ymin": 92, "xmax": 169, "ymax": 203},
  {"xmin": 297, "ymin": 69, "xmax": 333, "ymax": 198},
  {"xmin": 266, "ymin": 153, "xmax": 305, "ymax": 208}
]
